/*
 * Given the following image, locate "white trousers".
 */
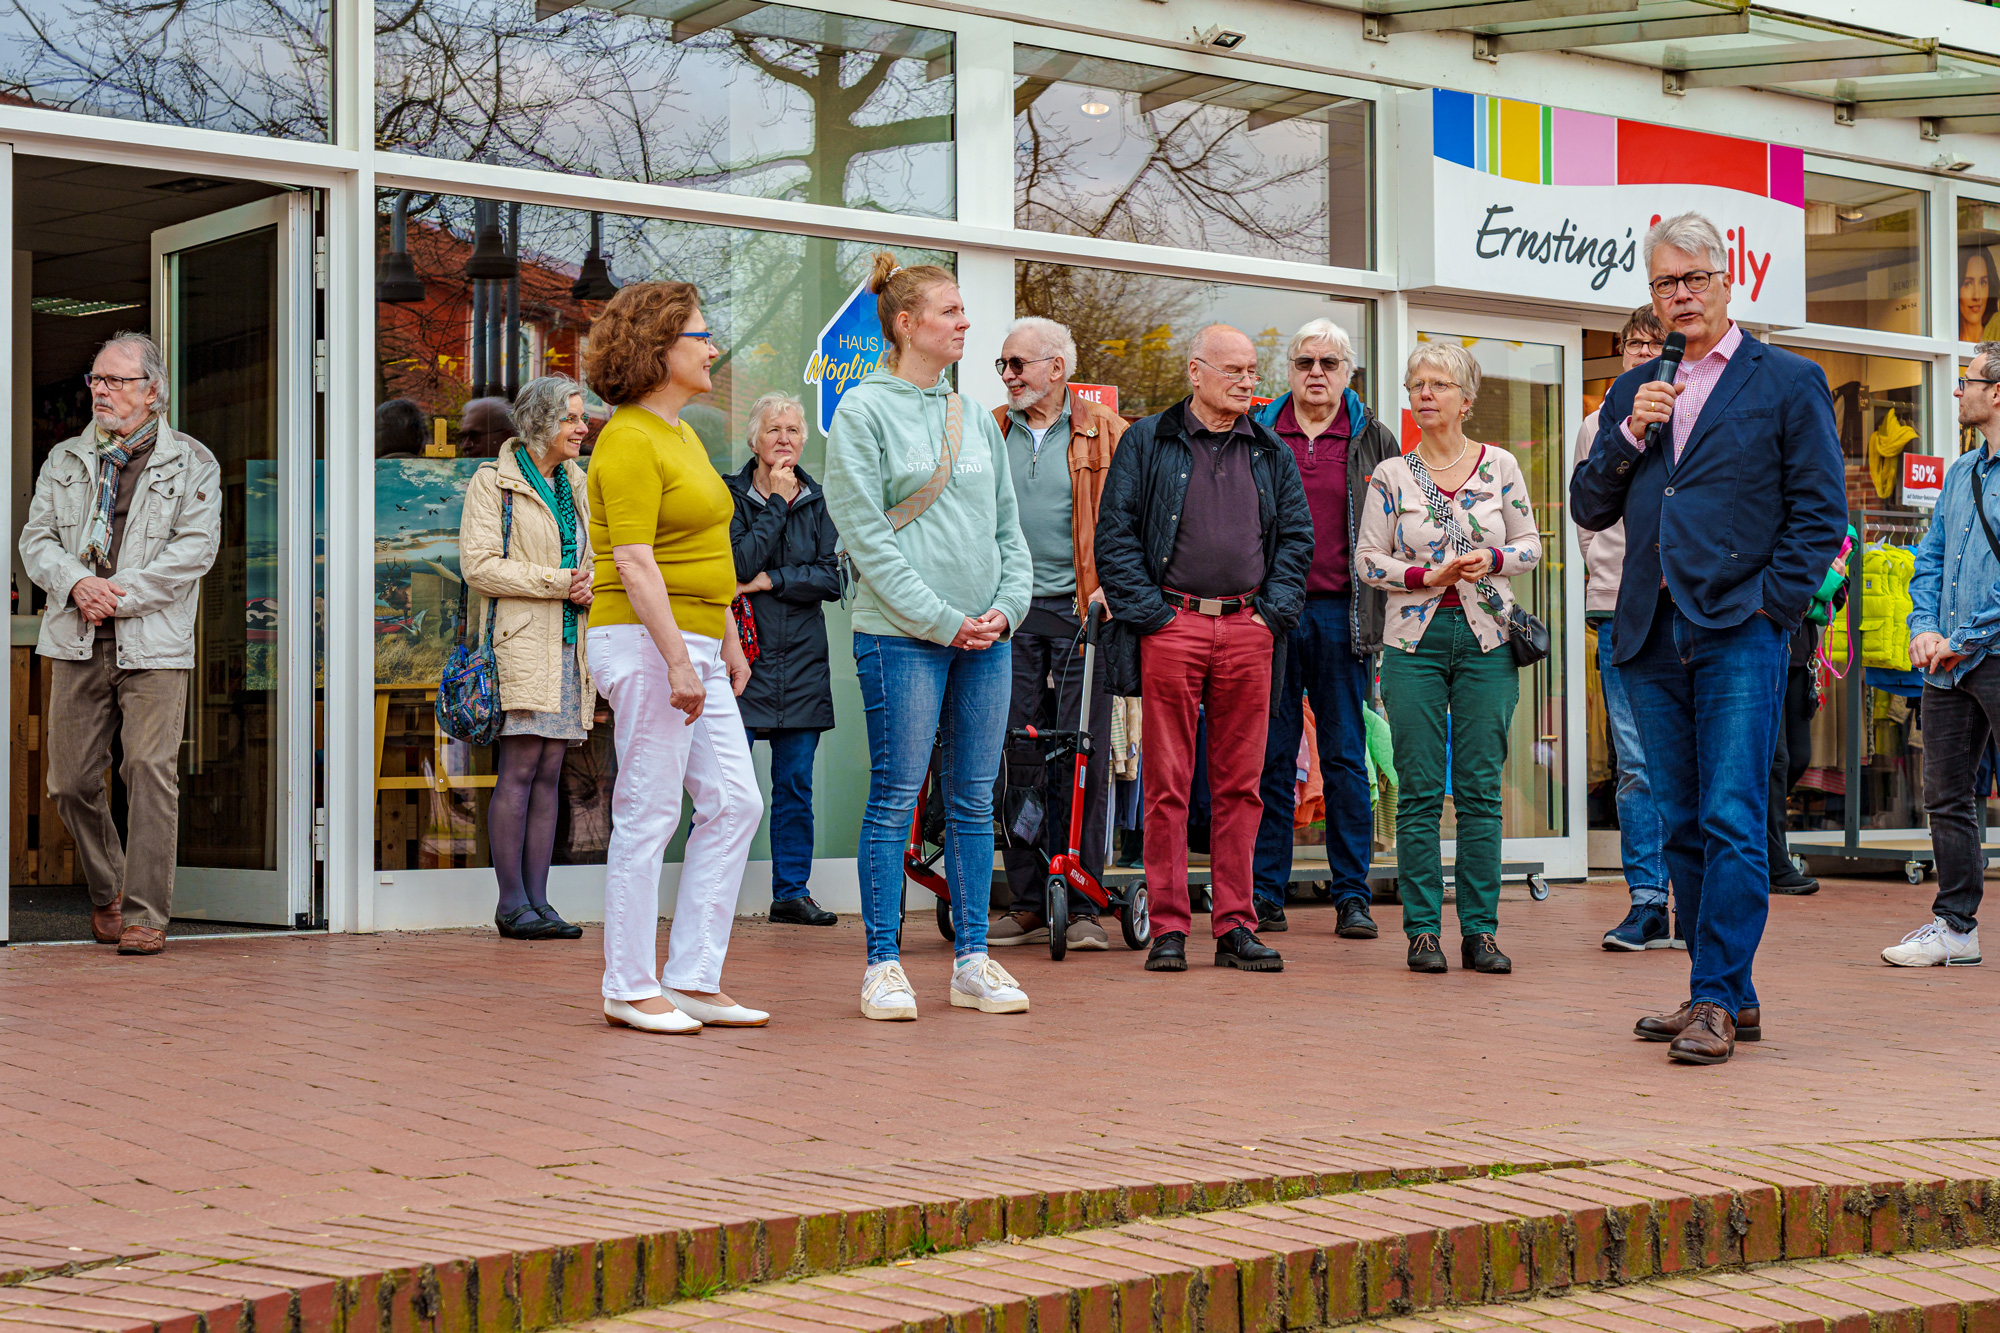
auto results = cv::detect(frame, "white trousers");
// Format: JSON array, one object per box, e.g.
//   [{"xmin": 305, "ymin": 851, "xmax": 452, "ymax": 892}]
[{"xmin": 587, "ymin": 624, "xmax": 762, "ymax": 999}]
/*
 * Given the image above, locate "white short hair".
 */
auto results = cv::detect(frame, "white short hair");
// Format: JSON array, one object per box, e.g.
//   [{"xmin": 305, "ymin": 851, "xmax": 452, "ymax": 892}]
[
  {"xmin": 1405, "ymin": 342, "xmax": 1480, "ymax": 405},
  {"xmin": 1004, "ymin": 316, "xmax": 1076, "ymax": 372},
  {"xmin": 1285, "ymin": 319, "xmax": 1354, "ymax": 367},
  {"xmin": 744, "ymin": 391, "xmax": 805, "ymax": 448},
  {"xmin": 99, "ymin": 332, "xmax": 169, "ymax": 411},
  {"xmin": 1644, "ymin": 211, "xmax": 1729, "ymax": 274}
]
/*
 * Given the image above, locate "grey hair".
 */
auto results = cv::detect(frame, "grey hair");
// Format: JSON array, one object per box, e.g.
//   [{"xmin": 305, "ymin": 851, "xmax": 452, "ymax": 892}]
[
  {"xmin": 1643, "ymin": 211, "xmax": 1729, "ymax": 275},
  {"xmin": 744, "ymin": 391, "xmax": 806, "ymax": 450},
  {"xmin": 511, "ymin": 375, "xmax": 583, "ymax": 460},
  {"xmin": 1977, "ymin": 342, "xmax": 2000, "ymax": 377},
  {"xmin": 1405, "ymin": 341, "xmax": 1480, "ymax": 406},
  {"xmin": 1285, "ymin": 318, "xmax": 1354, "ymax": 367},
  {"xmin": 99, "ymin": 332, "xmax": 169, "ymax": 412},
  {"xmin": 1004, "ymin": 316, "xmax": 1077, "ymax": 372}
]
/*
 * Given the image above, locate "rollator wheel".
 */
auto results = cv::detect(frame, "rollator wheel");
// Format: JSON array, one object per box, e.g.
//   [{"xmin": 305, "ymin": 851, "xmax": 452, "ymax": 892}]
[
  {"xmin": 1905, "ymin": 861, "xmax": 1927, "ymax": 885},
  {"xmin": 935, "ymin": 896, "xmax": 955, "ymax": 942},
  {"xmin": 1047, "ymin": 876, "xmax": 1069, "ymax": 961},
  {"xmin": 1527, "ymin": 873, "xmax": 1550, "ymax": 901},
  {"xmin": 1120, "ymin": 882, "xmax": 1152, "ymax": 950}
]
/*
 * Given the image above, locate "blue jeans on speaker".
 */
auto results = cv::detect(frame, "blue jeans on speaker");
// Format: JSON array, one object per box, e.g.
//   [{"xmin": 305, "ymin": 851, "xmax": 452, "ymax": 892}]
[
  {"xmin": 748, "ymin": 727, "xmax": 819, "ymax": 902},
  {"xmin": 853, "ymin": 632, "xmax": 1011, "ymax": 965},
  {"xmin": 1253, "ymin": 596, "xmax": 1372, "ymax": 909},
  {"xmin": 1620, "ymin": 601, "xmax": 1788, "ymax": 1019},
  {"xmin": 1595, "ymin": 618, "xmax": 1669, "ymax": 908}
]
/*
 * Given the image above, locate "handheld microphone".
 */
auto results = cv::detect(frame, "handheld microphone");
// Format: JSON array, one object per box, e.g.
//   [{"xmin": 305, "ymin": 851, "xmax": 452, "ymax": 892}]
[{"xmin": 1642, "ymin": 331, "xmax": 1687, "ymax": 450}]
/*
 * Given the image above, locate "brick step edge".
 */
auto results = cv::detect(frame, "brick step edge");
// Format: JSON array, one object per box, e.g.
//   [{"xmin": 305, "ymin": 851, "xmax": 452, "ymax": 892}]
[
  {"xmin": 561, "ymin": 1145, "xmax": 2000, "ymax": 1333},
  {"xmin": 3, "ymin": 1138, "xmax": 1999, "ymax": 1333}
]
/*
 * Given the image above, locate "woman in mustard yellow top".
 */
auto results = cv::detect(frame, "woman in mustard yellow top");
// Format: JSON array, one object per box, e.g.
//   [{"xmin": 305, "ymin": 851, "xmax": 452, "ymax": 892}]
[{"xmin": 583, "ymin": 281, "xmax": 768, "ymax": 1036}]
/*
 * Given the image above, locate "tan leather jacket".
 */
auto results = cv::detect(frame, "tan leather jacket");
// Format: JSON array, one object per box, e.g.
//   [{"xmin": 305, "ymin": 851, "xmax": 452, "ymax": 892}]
[
  {"xmin": 459, "ymin": 445, "xmax": 596, "ymax": 726},
  {"xmin": 990, "ymin": 388, "xmax": 1128, "ymax": 615}
]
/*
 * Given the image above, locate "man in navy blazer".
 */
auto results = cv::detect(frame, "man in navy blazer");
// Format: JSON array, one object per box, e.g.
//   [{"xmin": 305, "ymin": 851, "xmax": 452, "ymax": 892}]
[{"xmin": 1571, "ymin": 211, "xmax": 1846, "ymax": 1065}]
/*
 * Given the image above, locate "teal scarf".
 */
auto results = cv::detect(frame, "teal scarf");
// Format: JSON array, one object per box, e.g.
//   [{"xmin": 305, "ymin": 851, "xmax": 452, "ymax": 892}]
[{"xmin": 515, "ymin": 446, "xmax": 579, "ymax": 645}]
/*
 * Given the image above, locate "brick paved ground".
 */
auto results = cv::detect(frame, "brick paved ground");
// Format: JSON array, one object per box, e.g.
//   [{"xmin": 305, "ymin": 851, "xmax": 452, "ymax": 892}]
[{"xmin": 0, "ymin": 875, "xmax": 1993, "ymax": 1263}]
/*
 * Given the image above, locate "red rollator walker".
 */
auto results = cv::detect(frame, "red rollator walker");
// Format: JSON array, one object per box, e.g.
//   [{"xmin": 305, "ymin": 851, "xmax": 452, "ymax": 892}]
[{"xmin": 903, "ymin": 602, "xmax": 1150, "ymax": 959}]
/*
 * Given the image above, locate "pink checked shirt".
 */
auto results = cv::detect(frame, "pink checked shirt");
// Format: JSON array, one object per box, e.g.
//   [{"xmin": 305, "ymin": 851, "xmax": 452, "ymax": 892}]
[{"xmin": 1619, "ymin": 322, "xmax": 1742, "ymax": 464}]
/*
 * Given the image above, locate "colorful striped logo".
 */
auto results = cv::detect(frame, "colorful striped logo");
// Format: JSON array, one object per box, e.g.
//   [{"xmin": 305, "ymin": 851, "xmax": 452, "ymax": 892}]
[{"xmin": 1430, "ymin": 89, "xmax": 1804, "ymax": 207}]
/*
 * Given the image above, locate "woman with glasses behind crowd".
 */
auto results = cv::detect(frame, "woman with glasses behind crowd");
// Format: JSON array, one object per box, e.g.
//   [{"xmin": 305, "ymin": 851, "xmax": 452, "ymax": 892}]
[{"xmin": 1355, "ymin": 343, "xmax": 1541, "ymax": 977}]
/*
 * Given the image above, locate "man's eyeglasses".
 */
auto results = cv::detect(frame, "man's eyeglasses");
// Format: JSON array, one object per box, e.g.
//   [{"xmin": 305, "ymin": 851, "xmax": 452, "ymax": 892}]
[
  {"xmin": 1622, "ymin": 339, "xmax": 1665, "ymax": 357},
  {"xmin": 1959, "ymin": 375, "xmax": 2000, "ymax": 392},
  {"xmin": 1406, "ymin": 379, "xmax": 1461, "ymax": 397},
  {"xmin": 995, "ymin": 355, "xmax": 1056, "ymax": 376},
  {"xmin": 1194, "ymin": 357, "xmax": 1260, "ymax": 384},
  {"xmin": 1648, "ymin": 270, "xmax": 1725, "ymax": 299},
  {"xmin": 84, "ymin": 372, "xmax": 147, "ymax": 390},
  {"xmin": 1292, "ymin": 356, "xmax": 1346, "ymax": 373}
]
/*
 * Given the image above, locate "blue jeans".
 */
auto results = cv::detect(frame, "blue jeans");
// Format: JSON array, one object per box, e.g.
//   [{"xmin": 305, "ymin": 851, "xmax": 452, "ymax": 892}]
[
  {"xmin": 748, "ymin": 727, "xmax": 819, "ymax": 902},
  {"xmin": 854, "ymin": 633, "xmax": 1011, "ymax": 964},
  {"xmin": 1620, "ymin": 602, "xmax": 1788, "ymax": 1018},
  {"xmin": 1594, "ymin": 618, "xmax": 1669, "ymax": 908},
  {"xmin": 1253, "ymin": 597, "xmax": 1372, "ymax": 908}
]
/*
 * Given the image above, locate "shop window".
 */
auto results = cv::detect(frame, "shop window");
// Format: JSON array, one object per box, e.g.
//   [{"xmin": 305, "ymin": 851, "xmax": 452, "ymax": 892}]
[
  {"xmin": 1014, "ymin": 259, "xmax": 1369, "ymax": 421},
  {"xmin": 374, "ymin": 190, "xmax": 948, "ymax": 870},
  {"xmin": 1014, "ymin": 47, "xmax": 1371, "ymax": 269},
  {"xmin": 376, "ymin": 0, "xmax": 954, "ymax": 219},
  {"xmin": 0, "ymin": 0, "xmax": 328, "ymax": 139},
  {"xmin": 1804, "ymin": 173, "xmax": 1924, "ymax": 335},
  {"xmin": 1956, "ymin": 198, "xmax": 2000, "ymax": 345}
]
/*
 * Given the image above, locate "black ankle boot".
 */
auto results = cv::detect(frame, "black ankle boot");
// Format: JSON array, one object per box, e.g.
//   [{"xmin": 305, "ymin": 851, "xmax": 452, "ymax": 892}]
[
  {"xmin": 771, "ymin": 897, "xmax": 837, "ymax": 926},
  {"xmin": 1461, "ymin": 932, "xmax": 1513, "ymax": 974},
  {"xmin": 1407, "ymin": 932, "xmax": 1447, "ymax": 973}
]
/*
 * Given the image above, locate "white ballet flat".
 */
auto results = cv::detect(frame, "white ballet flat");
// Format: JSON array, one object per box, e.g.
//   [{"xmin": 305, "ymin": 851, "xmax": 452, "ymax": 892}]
[
  {"xmin": 664, "ymin": 989, "xmax": 770, "ymax": 1027},
  {"xmin": 603, "ymin": 997, "xmax": 703, "ymax": 1034}
]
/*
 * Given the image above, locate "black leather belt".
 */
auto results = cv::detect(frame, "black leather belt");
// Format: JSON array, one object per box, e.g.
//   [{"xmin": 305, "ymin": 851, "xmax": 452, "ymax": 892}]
[{"xmin": 1162, "ymin": 589, "xmax": 1257, "ymax": 616}]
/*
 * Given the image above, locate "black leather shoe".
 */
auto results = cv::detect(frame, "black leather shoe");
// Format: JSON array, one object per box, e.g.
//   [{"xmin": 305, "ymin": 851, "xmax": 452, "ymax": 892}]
[
  {"xmin": 1407, "ymin": 932, "xmax": 1448, "ymax": 973},
  {"xmin": 1336, "ymin": 900, "xmax": 1379, "ymax": 939},
  {"xmin": 1215, "ymin": 925, "xmax": 1283, "ymax": 972},
  {"xmin": 532, "ymin": 904, "xmax": 583, "ymax": 939},
  {"xmin": 496, "ymin": 903, "xmax": 561, "ymax": 940},
  {"xmin": 1769, "ymin": 870, "xmax": 1820, "ymax": 896},
  {"xmin": 770, "ymin": 897, "xmax": 838, "ymax": 925},
  {"xmin": 1256, "ymin": 901, "xmax": 1288, "ymax": 933},
  {"xmin": 1145, "ymin": 931, "xmax": 1188, "ymax": 972},
  {"xmin": 1461, "ymin": 932, "xmax": 1513, "ymax": 974}
]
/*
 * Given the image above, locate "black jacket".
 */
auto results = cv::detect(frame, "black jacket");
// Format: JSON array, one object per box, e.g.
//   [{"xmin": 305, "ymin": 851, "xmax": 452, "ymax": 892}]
[
  {"xmin": 1093, "ymin": 399, "xmax": 1316, "ymax": 711},
  {"xmin": 726, "ymin": 461, "xmax": 842, "ymax": 732}
]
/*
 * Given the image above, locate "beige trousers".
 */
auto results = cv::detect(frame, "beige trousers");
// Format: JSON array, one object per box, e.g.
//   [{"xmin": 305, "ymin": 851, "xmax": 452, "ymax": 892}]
[{"xmin": 46, "ymin": 641, "xmax": 188, "ymax": 929}]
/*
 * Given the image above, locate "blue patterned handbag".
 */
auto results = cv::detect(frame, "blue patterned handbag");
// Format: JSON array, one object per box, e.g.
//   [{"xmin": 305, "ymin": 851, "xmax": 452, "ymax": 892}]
[{"xmin": 436, "ymin": 491, "xmax": 511, "ymax": 745}]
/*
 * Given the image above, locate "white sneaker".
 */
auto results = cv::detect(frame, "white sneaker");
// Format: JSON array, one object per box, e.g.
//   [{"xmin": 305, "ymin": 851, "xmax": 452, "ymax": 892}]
[
  {"xmin": 860, "ymin": 961, "xmax": 918, "ymax": 1020},
  {"xmin": 1882, "ymin": 917, "xmax": 1982, "ymax": 967},
  {"xmin": 949, "ymin": 953, "xmax": 1030, "ymax": 1014}
]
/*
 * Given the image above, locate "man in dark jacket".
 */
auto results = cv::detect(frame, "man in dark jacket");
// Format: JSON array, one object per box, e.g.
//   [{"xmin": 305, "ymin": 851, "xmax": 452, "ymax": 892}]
[
  {"xmin": 1248, "ymin": 319, "xmax": 1395, "ymax": 940},
  {"xmin": 1095, "ymin": 324, "xmax": 1315, "ymax": 974},
  {"xmin": 726, "ymin": 394, "xmax": 843, "ymax": 926}
]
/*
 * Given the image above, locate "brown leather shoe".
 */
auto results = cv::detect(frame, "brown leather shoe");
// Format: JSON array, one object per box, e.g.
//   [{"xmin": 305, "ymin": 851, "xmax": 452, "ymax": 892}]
[
  {"xmin": 1667, "ymin": 1002, "xmax": 1736, "ymax": 1064},
  {"xmin": 116, "ymin": 925, "xmax": 165, "ymax": 955},
  {"xmin": 1635, "ymin": 1000, "xmax": 1761, "ymax": 1042},
  {"xmin": 90, "ymin": 896, "xmax": 124, "ymax": 945}
]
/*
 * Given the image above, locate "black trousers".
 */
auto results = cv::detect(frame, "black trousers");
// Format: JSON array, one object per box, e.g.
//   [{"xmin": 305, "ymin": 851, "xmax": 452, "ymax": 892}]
[
  {"xmin": 1923, "ymin": 656, "xmax": 2000, "ymax": 933},
  {"xmin": 1766, "ymin": 664, "xmax": 1815, "ymax": 879},
  {"xmin": 999, "ymin": 596, "xmax": 1113, "ymax": 915}
]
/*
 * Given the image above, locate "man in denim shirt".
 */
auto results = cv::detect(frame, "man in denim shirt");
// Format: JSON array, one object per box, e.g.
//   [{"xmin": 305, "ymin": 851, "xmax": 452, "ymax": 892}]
[{"xmin": 1891, "ymin": 342, "xmax": 2000, "ymax": 967}]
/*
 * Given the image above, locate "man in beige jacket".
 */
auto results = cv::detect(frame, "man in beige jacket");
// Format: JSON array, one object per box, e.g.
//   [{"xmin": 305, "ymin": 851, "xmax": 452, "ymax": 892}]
[{"xmin": 1576, "ymin": 306, "xmax": 1680, "ymax": 953}]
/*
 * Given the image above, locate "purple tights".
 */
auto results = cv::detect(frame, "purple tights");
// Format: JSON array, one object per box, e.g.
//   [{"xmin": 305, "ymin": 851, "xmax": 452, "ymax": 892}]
[{"xmin": 491, "ymin": 733, "xmax": 568, "ymax": 915}]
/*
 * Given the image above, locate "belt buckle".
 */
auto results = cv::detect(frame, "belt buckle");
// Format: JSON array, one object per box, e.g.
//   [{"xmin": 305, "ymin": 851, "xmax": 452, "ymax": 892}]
[{"xmin": 1197, "ymin": 598, "xmax": 1224, "ymax": 616}]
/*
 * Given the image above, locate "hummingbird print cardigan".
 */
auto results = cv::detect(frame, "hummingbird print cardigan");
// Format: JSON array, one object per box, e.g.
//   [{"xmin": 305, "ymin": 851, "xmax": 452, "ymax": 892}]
[{"xmin": 1353, "ymin": 444, "xmax": 1543, "ymax": 654}]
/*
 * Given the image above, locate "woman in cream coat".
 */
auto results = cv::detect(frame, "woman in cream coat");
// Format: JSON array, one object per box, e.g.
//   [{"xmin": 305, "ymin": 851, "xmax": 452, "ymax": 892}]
[{"xmin": 460, "ymin": 375, "xmax": 597, "ymax": 940}]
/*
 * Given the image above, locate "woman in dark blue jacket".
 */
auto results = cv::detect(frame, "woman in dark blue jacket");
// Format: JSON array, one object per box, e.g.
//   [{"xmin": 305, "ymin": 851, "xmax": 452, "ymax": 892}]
[{"xmin": 728, "ymin": 392, "xmax": 843, "ymax": 925}]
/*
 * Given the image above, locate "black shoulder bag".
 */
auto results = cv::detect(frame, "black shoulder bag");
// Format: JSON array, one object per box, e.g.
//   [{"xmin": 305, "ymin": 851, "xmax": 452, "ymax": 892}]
[{"xmin": 1404, "ymin": 452, "xmax": 1550, "ymax": 668}]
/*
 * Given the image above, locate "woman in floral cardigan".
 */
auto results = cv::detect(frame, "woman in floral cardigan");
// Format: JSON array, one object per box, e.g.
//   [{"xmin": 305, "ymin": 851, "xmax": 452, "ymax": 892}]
[{"xmin": 1355, "ymin": 342, "xmax": 1542, "ymax": 978}]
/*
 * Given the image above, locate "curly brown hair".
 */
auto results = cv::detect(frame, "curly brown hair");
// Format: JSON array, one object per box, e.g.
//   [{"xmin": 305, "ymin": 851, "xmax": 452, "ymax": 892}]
[{"xmin": 583, "ymin": 281, "xmax": 701, "ymax": 406}]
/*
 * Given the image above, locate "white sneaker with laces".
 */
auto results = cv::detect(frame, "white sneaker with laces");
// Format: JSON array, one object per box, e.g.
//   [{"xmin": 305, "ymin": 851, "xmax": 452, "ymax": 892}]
[
  {"xmin": 1882, "ymin": 917, "xmax": 1982, "ymax": 967},
  {"xmin": 949, "ymin": 953, "xmax": 1030, "ymax": 1013},
  {"xmin": 860, "ymin": 961, "xmax": 918, "ymax": 1020}
]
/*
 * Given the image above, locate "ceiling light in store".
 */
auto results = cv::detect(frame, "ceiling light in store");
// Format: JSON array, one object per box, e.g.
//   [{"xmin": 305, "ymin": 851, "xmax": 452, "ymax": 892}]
[
  {"xmin": 1837, "ymin": 206, "xmax": 1866, "ymax": 222},
  {"xmin": 1079, "ymin": 96, "xmax": 1111, "ymax": 117},
  {"xmin": 29, "ymin": 297, "xmax": 140, "ymax": 317},
  {"xmin": 149, "ymin": 176, "xmax": 230, "ymax": 194}
]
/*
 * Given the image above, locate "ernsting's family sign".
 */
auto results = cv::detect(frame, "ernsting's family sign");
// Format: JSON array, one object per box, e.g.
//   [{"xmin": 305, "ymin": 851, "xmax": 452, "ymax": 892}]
[{"xmin": 1399, "ymin": 89, "xmax": 1807, "ymax": 326}]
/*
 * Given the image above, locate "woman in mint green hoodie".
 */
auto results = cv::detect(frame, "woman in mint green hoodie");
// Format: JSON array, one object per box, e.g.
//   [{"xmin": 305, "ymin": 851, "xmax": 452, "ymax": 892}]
[{"xmin": 823, "ymin": 251, "xmax": 1034, "ymax": 1023}]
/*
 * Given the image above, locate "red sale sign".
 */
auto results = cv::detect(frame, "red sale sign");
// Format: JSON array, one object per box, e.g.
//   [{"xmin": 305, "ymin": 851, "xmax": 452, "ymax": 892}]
[
  {"xmin": 1904, "ymin": 453, "xmax": 1943, "ymax": 509},
  {"xmin": 1070, "ymin": 382, "xmax": 1118, "ymax": 414}
]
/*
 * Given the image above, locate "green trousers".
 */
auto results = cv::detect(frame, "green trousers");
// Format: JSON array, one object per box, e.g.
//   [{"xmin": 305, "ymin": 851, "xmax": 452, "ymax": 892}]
[{"xmin": 1379, "ymin": 609, "xmax": 1520, "ymax": 939}]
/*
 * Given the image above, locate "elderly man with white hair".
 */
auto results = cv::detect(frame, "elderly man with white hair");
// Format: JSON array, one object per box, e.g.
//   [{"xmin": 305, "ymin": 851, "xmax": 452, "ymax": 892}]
[
  {"xmin": 19, "ymin": 332, "xmax": 222, "ymax": 955},
  {"xmin": 986, "ymin": 316, "xmax": 1128, "ymax": 951},
  {"xmin": 1572, "ymin": 211, "xmax": 1846, "ymax": 1064},
  {"xmin": 1247, "ymin": 318, "xmax": 1397, "ymax": 940}
]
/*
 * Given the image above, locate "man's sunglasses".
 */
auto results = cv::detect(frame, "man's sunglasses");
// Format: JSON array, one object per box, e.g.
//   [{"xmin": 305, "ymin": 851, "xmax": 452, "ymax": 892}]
[
  {"xmin": 1292, "ymin": 356, "xmax": 1346, "ymax": 373},
  {"xmin": 995, "ymin": 355, "xmax": 1057, "ymax": 375}
]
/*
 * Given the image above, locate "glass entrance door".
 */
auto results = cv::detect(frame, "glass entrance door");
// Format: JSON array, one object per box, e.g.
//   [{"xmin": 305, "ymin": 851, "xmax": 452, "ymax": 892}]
[
  {"xmin": 150, "ymin": 195, "xmax": 316, "ymax": 926},
  {"xmin": 1406, "ymin": 310, "xmax": 1585, "ymax": 877}
]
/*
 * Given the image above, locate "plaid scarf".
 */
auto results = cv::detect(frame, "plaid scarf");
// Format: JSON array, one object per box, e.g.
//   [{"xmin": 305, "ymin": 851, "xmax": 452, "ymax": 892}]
[
  {"xmin": 81, "ymin": 415, "xmax": 160, "ymax": 570},
  {"xmin": 513, "ymin": 445, "xmax": 580, "ymax": 644}
]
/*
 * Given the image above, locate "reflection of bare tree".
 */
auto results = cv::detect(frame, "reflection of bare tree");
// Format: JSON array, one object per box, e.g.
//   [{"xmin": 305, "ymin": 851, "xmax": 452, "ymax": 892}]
[{"xmin": 1016, "ymin": 261, "xmax": 1207, "ymax": 420}]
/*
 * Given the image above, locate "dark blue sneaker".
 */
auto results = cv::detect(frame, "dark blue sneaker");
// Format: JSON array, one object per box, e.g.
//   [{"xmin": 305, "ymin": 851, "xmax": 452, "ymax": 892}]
[{"xmin": 1602, "ymin": 903, "xmax": 1669, "ymax": 952}]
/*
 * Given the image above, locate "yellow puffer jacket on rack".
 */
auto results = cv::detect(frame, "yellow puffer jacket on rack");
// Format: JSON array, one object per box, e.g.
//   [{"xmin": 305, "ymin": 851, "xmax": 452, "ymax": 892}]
[{"xmin": 1826, "ymin": 543, "xmax": 1916, "ymax": 671}]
